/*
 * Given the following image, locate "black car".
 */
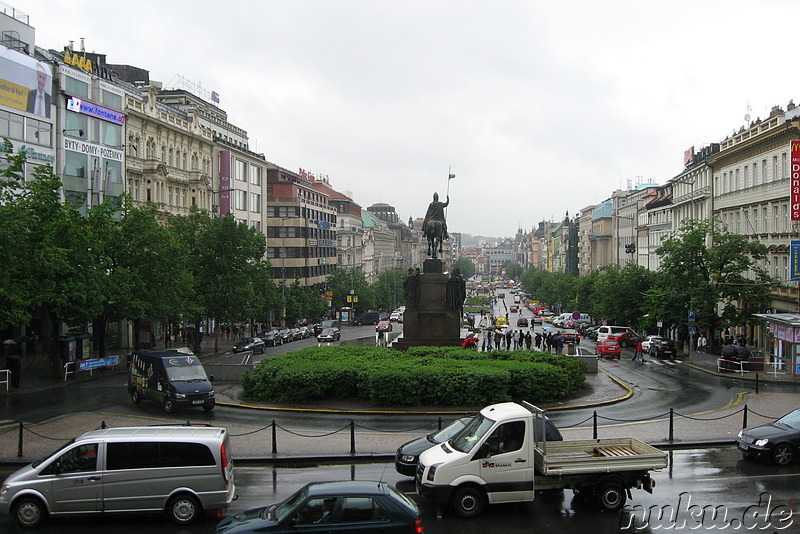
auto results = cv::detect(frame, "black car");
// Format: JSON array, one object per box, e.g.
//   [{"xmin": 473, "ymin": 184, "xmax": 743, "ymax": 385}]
[
  {"xmin": 216, "ymin": 480, "xmax": 422, "ymax": 534},
  {"xmin": 395, "ymin": 417, "xmax": 472, "ymax": 476},
  {"xmin": 516, "ymin": 317, "xmax": 529, "ymax": 327},
  {"xmin": 649, "ymin": 338, "xmax": 677, "ymax": 358},
  {"xmin": 277, "ymin": 328, "xmax": 292, "ymax": 343},
  {"xmin": 232, "ymin": 337, "xmax": 266, "ymax": 354},
  {"xmin": 261, "ymin": 330, "xmax": 283, "ymax": 347},
  {"xmin": 560, "ymin": 329, "xmax": 581, "ymax": 344},
  {"xmin": 737, "ymin": 408, "xmax": 800, "ymax": 465}
]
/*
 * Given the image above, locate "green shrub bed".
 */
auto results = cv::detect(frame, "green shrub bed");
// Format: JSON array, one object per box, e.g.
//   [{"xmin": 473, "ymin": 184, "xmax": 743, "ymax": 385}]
[{"xmin": 241, "ymin": 346, "xmax": 586, "ymax": 406}]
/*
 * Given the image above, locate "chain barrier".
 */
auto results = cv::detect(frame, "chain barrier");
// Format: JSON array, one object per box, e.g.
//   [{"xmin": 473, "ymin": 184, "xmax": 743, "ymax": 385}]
[{"xmin": 3, "ymin": 403, "xmax": 790, "ymax": 459}]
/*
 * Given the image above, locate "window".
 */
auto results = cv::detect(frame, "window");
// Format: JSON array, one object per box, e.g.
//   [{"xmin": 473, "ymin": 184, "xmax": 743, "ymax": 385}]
[
  {"xmin": 65, "ymin": 75, "xmax": 89, "ymax": 98},
  {"xmin": 26, "ymin": 118, "xmax": 52, "ymax": 146},
  {"xmin": 743, "ymin": 166, "xmax": 749, "ymax": 188},
  {"xmin": 782, "ymin": 152, "xmax": 788, "ymax": 179},
  {"xmin": 773, "ymin": 155, "xmax": 778, "ymax": 182},
  {"xmin": 251, "ymin": 165, "xmax": 261, "ymax": 186},
  {"xmin": 762, "ymin": 159, "xmax": 767, "ymax": 183},
  {"xmin": 235, "ymin": 190, "xmax": 247, "ymax": 210},
  {"xmin": 102, "ymin": 122, "xmax": 122, "ymax": 147},
  {"xmin": 102, "ymin": 89, "xmax": 122, "ymax": 110},
  {"xmin": 106, "ymin": 441, "xmax": 214, "ymax": 470},
  {"xmin": 250, "ymin": 193, "xmax": 261, "ymax": 212},
  {"xmin": 753, "ymin": 162, "xmax": 758, "ymax": 185},
  {"xmin": 341, "ymin": 497, "xmax": 389, "ymax": 523},
  {"xmin": 235, "ymin": 159, "xmax": 247, "ymax": 181},
  {"xmin": 293, "ymin": 498, "xmax": 337, "ymax": 525},
  {"xmin": 64, "ymin": 151, "xmax": 87, "ymax": 178},
  {"xmin": 43, "ymin": 443, "xmax": 99, "ymax": 474},
  {"xmin": 774, "ymin": 205, "xmax": 780, "ymax": 233}
]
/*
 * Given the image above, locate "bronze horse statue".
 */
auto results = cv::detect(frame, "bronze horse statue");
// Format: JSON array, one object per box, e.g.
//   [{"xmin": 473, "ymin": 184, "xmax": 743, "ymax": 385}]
[{"xmin": 425, "ymin": 219, "xmax": 444, "ymax": 258}]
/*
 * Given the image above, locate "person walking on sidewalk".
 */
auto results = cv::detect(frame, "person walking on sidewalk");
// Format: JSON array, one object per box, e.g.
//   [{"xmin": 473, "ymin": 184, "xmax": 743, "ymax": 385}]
[
  {"xmin": 697, "ymin": 333, "xmax": 707, "ymax": 354},
  {"xmin": 634, "ymin": 338, "xmax": 646, "ymax": 364}
]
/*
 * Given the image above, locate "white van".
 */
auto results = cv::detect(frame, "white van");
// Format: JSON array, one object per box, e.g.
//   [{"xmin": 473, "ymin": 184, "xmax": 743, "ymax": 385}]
[
  {"xmin": 0, "ymin": 426, "xmax": 235, "ymax": 527},
  {"xmin": 596, "ymin": 325, "xmax": 637, "ymax": 342}
]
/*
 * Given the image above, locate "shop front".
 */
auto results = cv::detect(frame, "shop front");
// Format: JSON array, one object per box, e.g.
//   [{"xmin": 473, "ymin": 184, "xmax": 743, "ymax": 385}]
[{"xmin": 753, "ymin": 313, "xmax": 800, "ymax": 376}]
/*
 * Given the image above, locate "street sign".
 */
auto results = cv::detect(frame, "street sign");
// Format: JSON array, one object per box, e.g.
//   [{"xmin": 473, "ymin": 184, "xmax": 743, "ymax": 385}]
[{"xmin": 688, "ymin": 326, "xmax": 697, "ymax": 335}]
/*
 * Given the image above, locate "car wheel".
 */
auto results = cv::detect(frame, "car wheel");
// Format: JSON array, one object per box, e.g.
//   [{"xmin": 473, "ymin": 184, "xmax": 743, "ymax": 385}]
[
  {"xmin": 451, "ymin": 485, "xmax": 486, "ymax": 518},
  {"xmin": 167, "ymin": 494, "xmax": 201, "ymax": 525},
  {"xmin": 131, "ymin": 390, "xmax": 142, "ymax": 404},
  {"xmin": 13, "ymin": 496, "xmax": 47, "ymax": 528},
  {"xmin": 596, "ymin": 481, "xmax": 627, "ymax": 512},
  {"xmin": 202, "ymin": 402, "xmax": 215, "ymax": 412},
  {"xmin": 772, "ymin": 443, "xmax": 794, "ymax": 466},
  {"xmin": 163, "ymin": 397, "xmax": 176, "ymax": 414}
]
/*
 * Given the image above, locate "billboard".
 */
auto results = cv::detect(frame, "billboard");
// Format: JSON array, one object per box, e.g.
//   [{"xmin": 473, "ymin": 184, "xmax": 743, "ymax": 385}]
[
  {"xmin": 0, "ymin": 46, "xmax": 52, "ymax": 118},
  {"xmin": 792, "ymin": 141, "xmax": 800, "ymax": 221}
]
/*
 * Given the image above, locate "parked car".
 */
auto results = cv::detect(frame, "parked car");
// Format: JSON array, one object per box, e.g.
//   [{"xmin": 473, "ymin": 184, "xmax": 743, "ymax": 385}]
[
  {"xmin": 316, "ymin": 327, "xmax": 341, "ymax": 342},
  {"xmin": 641, "ymin": 335, "xmax": 663, "ymax": 352},
  {"xmin": 261, "ymin": 330, "xmax": 283, "ymax": 347},
  {"xmin": 298, "ymin": 326, "xmax": 312, "ymax": 339},
  {"xmin": 233, "ymin": 337, "xmax": 266, "ymax": 354},
  {"xmin": 389, "ymin": 311, "xmax": 403, "ymax": 323},
  {"xmin": 376, "ymin": 320, "xmax": 392, "ymax": 332},
  {"xmin": 290, "ymin": 328, "xmax": 303, "ymax": 342},
  {"xmin": 595, "ymin": 339, "xmax": 622, "ymax": 359},
  {"xmin": 649, "ymin": 338, "xmax": 677, "ymax": 358},
  {"xmin": 278, "ymin": 328, "xmax": 293, "ymax": 343},
  {"xmin": 584, "ymin": 325, "xmax": 600, "ymax": 340},
  {"xmin": 737, "ymin": 408, "xmax": 800, "ymax": 465},
  {"xmin": 516, "ymin": 317, "xmax": 529, "ymax": 327},
  {"xmin": 607, "ymin": 331, "xmax": 643, "ymax": 348},
  {"xmin": 215, "ymin": 480, "xmax": 422, "ymax": 534},
  {"xmin": 395, "ymin": 417, "xmax": 473, "ymax": 476}
]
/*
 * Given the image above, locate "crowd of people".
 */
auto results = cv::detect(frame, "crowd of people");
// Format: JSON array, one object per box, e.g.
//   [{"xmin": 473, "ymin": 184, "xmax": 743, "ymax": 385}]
[{"xmin": 478, "ymin": 325, "xmax": 570, "ymax": 354}]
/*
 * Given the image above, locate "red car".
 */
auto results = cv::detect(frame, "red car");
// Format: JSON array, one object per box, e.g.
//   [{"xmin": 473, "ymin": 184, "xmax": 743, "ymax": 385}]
[
  {"xmin": 595, "ymin": 339, "xmax": 622, "ymax": 359},
  {"xmin": 607, "ymin": 332, "xmax": 643, "ymax": 348}
]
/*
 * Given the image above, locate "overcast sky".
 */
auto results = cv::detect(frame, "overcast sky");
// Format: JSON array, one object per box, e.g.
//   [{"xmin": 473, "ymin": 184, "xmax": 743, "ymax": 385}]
[{"xmin": 22, "ymin": 1, "xmax": 800, "ymax": 237}]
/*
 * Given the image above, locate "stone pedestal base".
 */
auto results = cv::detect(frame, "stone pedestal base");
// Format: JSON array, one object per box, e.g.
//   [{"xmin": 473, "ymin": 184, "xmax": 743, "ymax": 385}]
[{"xmin": 393, "ymin": 259, "xmax": 462, "ymax": 349}]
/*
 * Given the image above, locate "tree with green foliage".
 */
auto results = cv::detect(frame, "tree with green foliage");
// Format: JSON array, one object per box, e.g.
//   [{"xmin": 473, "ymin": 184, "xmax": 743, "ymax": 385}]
[
  {"xmin": 373, "ymin": 269, "xmax": 406, "ymax": 311},
  {"xmin": 588, "ymin": 264, "xmax": 655, "ymax": 328},
  {"xmin": 649, "ymin": 218, "xmax": 777, "ymax": 345},
  {"xmin": 325, "ymin": 266, "xmax": 374, "ymax": 313},
  {"xmin": 453, "ymin": 257, "xmax": 476, "ymax": 279},
  {"xmin": 502, "ymin": 261, "xmax": 523, "ymax": 280}
]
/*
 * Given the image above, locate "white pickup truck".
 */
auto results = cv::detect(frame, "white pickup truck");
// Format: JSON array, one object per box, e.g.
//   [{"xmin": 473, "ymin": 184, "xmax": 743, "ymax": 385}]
[{"xmin": 416, "ymin": 401, "xmax": 668, "ymax": 517}]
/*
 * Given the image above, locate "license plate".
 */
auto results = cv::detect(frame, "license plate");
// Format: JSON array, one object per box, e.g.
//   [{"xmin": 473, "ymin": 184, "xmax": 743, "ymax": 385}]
[
  {"xmin": 192, "ymin": 400, "xmax": 204, "ymax": 405},
  {"xmin": 738, "ymin": 442, "xmax": 748, "ymax": 451}
]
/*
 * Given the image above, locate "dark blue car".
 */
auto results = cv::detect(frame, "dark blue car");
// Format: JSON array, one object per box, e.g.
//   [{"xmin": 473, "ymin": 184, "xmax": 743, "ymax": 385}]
[{"xmin": 216, "ymin": 481, "xmax": 422, "ymax": 534}]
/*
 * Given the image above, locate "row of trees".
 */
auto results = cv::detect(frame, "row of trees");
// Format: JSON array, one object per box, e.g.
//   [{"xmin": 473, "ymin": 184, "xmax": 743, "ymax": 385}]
[
  {"xmin": 519, "ymin": 219, "xmax": 779, "ymax": 345},
  {"xmin": 0, "ymin": 143, "xmax": 329, "ymax": 370}
]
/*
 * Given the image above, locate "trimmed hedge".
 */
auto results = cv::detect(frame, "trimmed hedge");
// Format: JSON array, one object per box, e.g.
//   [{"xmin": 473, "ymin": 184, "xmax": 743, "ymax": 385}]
[{"xmin": 241, "ymin": 346, "xmax": 586, "ymax": 406}]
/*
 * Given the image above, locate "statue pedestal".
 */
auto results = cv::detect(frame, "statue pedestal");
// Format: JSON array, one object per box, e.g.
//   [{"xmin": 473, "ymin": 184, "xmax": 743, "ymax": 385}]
[{"xmin": 394, "ymin": 259, "xmax": 462, "ymax": 349}]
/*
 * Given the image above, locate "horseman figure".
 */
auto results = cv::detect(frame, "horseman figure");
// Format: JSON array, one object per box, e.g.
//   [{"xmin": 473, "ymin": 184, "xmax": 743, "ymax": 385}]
[{"xmin": 422, "ymin": 192, "xmax": 449, "ymax": 258}]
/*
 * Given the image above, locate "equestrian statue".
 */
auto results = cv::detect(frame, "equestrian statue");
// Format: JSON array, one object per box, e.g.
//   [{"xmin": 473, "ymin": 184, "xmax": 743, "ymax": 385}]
[{"xmin": 422, "ymin": 192, "xmax": 449, "ymax": 258}]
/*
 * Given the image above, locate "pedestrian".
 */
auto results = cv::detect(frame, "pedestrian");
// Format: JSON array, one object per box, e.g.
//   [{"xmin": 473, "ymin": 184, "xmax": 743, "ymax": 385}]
[
  {"xmin": 494, "ymin": 330, "xmax": 502, "ymax": 350},
  {"xmin": 534, "ymin": 332, "xmax": 542, "ymax": 349},
  {"xmin": 3, "ymin": 339, "xmax": 23, "ymax": 388},
  {"xmin": 634, "ymin": 338, "xmax": 646, "ymax": 364},
  {"xmin": 524, "ymin": 331, "xmax": 532, "ymax": 350},
  {"xmin": 554, "ymin": 333, "xmax": 564, "ymax": 355},
  {"xmin": 697, "ymin": 334, "xmax": 707, "ymax": 354},
  {"xmin": 505, "ymin": 329, "xmax": 512, "ymax": 350}
]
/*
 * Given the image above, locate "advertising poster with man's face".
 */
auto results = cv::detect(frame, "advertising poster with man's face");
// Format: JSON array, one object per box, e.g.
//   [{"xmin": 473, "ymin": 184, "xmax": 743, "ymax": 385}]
[{"xmin": 0, "ymin": 46, "xmax": 52, "ymax": 118}]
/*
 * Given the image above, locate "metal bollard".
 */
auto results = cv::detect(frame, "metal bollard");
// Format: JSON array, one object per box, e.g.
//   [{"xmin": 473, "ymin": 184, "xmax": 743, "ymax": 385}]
[
  {"xmin": 17, "ymin": 421, "xmax": 23, "ymax": 457},
  {"xmin": 668, "ymin": 408, "xmax": 674, "ymax": 441},
  {"xmin": 101, "ymin": 420, "xmax": 107, "ymax": 429},
  {"xmin": 592, "ymin": 411, "xmax": 598, "ymax": 439},
  {"xmin": 755, "ymin": 373, "xmax": 759, "ymax": 394},
  {"xmin": 271, "ymin": 420, "xmax": 277, "ymax": 454},
  {"xmin": 350, "ymin": 420, "xmax": 356, "ymax": 455},
  {"xmin": 742, "ymin": 404, "xmax": 748, "ymax": 429},
  {"xmin": 438, "ymin": 416, "xmax": 442, "ymax": 431}
]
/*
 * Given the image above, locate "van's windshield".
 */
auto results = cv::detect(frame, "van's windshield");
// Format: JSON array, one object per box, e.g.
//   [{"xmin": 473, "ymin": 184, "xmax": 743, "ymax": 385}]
[
  {"xmin": 166, "ymin": 365, "xmax": 208, "ymax": 382},
  {"xmin": 450, "ymin": 414, "xmax": 495, "ymax": 453}
]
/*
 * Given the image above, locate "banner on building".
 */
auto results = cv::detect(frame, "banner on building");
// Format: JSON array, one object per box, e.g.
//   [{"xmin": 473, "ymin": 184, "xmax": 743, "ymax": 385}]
[
  {"xmin": 791, "ymin": 141, "xmax": 800, "ymax": 220},
  {"xmin": 792, "ymin": 240, "xmax": 800, "ymax": 281}
]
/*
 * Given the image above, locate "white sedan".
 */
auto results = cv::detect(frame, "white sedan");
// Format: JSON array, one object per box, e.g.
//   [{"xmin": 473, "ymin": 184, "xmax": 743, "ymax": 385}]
[{"xmin": 641, "ymin": 335, "xmax": 663, "ymax": 352}]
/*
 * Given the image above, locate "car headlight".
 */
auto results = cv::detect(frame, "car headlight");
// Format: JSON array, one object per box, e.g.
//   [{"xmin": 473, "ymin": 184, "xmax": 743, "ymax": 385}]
[
  {"xmin": 1, "ymin": 484, "xmax": 9, "ymax": 495},
  {"xmin": 755, "ymin": 439, "xmax": 769, "ymax": 447},
  {"xmin": 400, "ymin": 454, "xmax": 416, "ymax": 463},
  {"xmin": 208, "ymin": 389, "xmax": 215, "ymax": 396},
  {"xmin": 174, "ymin": 393, "xmax": 186, "ymax": 399},
  {"xmin": 737, "ymin": 430, "xmax": 743, "ymax": 439},
  {"xmin": 426, "ymin": 463, "xmax": 442, "ymax": 482}
]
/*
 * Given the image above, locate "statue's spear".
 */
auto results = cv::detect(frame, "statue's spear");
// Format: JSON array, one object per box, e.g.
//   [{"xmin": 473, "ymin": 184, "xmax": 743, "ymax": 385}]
[{"xmin": 446, "ymin": 166, "xmax": 455, "ymax": 220}]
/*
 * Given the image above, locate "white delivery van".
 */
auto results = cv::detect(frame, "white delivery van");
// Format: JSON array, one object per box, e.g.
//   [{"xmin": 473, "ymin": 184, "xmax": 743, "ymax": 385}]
[
  {"xmin": 0, "ymin": 425, "xmax": 235, "ymax": 528},
  {"xmin": 416, "ymin": 401, "xmax": 667, "ymax": 518},
  {"xmin": 596, "ymin": 325, "xmax": 637, "ymax": 342}
]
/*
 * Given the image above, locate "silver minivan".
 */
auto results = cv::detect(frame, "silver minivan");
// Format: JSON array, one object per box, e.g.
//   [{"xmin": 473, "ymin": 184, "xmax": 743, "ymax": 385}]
[{"xmin": 0, "ymin": 425, "xmax": 235, "ymax": 528}]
